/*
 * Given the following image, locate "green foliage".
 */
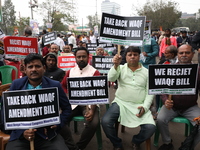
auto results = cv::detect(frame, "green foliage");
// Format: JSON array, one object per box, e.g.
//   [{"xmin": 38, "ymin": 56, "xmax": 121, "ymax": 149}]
[
  {"xmin": 38, "ymin": 0, "xmax": 75, "ymax": 32},
  {"xmin": 180, "ymin": 17, "xmax": 200, "ymax": 31},
  {"xmin": 135, "ymin": 0, "xmax": 181, "ymax": 30},
  {"xmin": 0, "ymin": 0, "xmax": 16, "ymax": 35},
  {"xmin": 15, "ymin": 17, "xmax": 30, "ymax": 36},
  {"xmin": 86, "ymin": 15, "xmax": 100, "ymax": 32}
]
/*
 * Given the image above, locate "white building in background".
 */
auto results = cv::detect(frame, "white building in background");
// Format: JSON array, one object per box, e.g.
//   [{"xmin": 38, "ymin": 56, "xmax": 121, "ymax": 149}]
[
  {"xmin": 196, "ymin": 12, "xmax": 200, "ymax": 19},
  {"xmin": 101, "ymin": 0, "xmax": 121, "ymax": 15}
]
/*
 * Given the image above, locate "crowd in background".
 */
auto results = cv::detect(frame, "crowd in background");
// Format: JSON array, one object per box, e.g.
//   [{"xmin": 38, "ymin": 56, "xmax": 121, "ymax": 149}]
[{"xmin": 1, "ymin": 26, "xmax": 200, "ymax": 150}]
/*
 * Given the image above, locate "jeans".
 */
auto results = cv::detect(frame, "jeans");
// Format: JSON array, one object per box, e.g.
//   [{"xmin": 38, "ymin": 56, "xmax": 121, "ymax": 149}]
[{"xmin": 102, "ymin": 102, "xmax": 156, "ymax": 148}]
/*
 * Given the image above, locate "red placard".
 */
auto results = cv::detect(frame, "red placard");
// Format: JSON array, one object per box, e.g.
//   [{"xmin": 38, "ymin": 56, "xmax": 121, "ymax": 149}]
[
  {"xmin": 4, "ymin": 36, "xmax": 38, "ymax": 59},
  {"xmin": 58, "ymin": 55, "xmax": 76, "ymax": 71}
]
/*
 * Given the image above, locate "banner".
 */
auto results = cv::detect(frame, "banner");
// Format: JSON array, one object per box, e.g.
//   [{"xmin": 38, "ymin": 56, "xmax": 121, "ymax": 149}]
[
  {"xmin": 30, "ymin": 19, "xmax": 39, "ymax": 35},
  {"xmin": 67, "ymin": 76, "xmax": 109, "ymax": 105},
  {"xmin": 4, "ymin": 36, "xmax": 38, "ymax": 59},
  {"xmin": 3, "ymin": 88, "xmax": 60, "ymax": 130},
  {"xmin": 99, "ymin": 13, "xmax": 146, "ymax": 46},
  {"xmin": 86, "ymin": 43, "xmax": 98, "ymax": 55},
  {"xmin": 92, "ymin": 56, "xmax": 113, "ymax": 74},
  {"xmin": 43, "ymin": 32, "xmax": 57, "ymax": 46},
  {"xmin": 57, "ymin": 55, "xmax": 76, "ymax": 71},
  {"xmin": 148, "ymin": 64, "xmax": 198, "ymax": 95}
]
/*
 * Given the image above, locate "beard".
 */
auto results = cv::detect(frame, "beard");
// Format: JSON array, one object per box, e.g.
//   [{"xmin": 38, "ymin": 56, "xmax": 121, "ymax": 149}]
[{"xmin": 77, "ymin": 61, "xmax": 87, "ymax": 69}]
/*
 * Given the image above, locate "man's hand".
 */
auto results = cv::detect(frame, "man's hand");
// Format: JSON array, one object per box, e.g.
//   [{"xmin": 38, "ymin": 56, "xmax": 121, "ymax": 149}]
[
  {"xmin": 136, "ymin": 106, "xmax": 145, "ymax": 117},
  {"xmin": 84, "ymin": 109, "xmax": 94, "ymax": 122},
  {"xmin": 198, "ymin": 48, "xmax": 200, "ymax": 53},
  {"xmin": 194, "ymin": 116, "xmax": 200, "ymax": 125},
  {"xmin": 23, "ymin": 129, "xmax": 37, "ymax": 141},
  {"xmin": 50, "ymin": 125, "xmax": 57, "ymax": 129},
  {"xmin": 142, "ymin": 52, "xmax": 148, "ymax": 57},
  {"xmin": 113, "ymin": 54, "xmax": 122, "ymax": 69},
  {"xmin": 165, "ymin": 99, "xmax": 173, "ymax": 109}
]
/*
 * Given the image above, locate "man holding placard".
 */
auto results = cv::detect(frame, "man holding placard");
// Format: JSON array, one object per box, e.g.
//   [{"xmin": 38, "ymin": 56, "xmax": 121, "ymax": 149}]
[
  {"xmin": 1, "ymin": 53, "xmax": 71, "ymax": 150},
  {"xmin": 61, "ymin": 47, "xmax": 100, "ymax": 150},
  {"xmin": 157, "ymin": 44, "xmax": 200, "ymax": 150},
  {"xmin": 102, "ymin": 46, "xmax": 156, "ymax": 150}
]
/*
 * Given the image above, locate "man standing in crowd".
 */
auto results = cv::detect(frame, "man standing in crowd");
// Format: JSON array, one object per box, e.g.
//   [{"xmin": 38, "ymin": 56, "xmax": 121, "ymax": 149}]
[
  {"xmin": 61, "ymin": 45, "xmax": 74, "ymax": 55},
  {"xmin": 44, "ymin": 53, "xmax": 65, "ymax": 82},
  {"xmin": 61, "ymin": 47, "xmax": 100, "ymax": 150},
  {"xmin": 54, "ymin": 33, "xmax": 65, "ymax": 52},
  {"xmin": 67, "ymin": 32, "xmax": 77, "ymax": 49},
  {"xmin": 191, "ymin": 30, "xmax": 200, "ymax": 64},
  {"xmin": 1, "ymin": 53, "xmax": 71, "ymax": 150},
  {"xmin": 159, "ymin": 29, "xmax": 177, "ymax": 60},
  {"xmin": 89, "ymin": 32, "xmax": 96, "ymax": 43},
  {"xmin": 96, "ymin": 46, "xmax": 105, "ymax": 56},
  {"xmin": 102, "ymin": 46, "xmax": 156, "ymax": 150},
  {"xmin": 191, "ymin": 31, "xmax": 200, "ymax": 53},
  {"xmin": 157, "ymin": 44, "xmax": 200, "ymax": 150},
  {"xmin": 82, "ymin": 34, "xmax": 88, "ymax": 43},
  {"xmin": 158, "ymin": 45, "xmax": 178, "ymax": 64},
  {"xmin": 24, "ymin": 26, "xmax": 33, "ymax": 37},
  {"xmin": 140, "ymin": 38, "xmax": 159, "ymax": 68},
  {"xmin": 49, "ymin": 43, "xmax": 60, "ymax": 55},
  {"xmin": 176, "ymin": 31, "xmax": 191, "ymax": 47}
]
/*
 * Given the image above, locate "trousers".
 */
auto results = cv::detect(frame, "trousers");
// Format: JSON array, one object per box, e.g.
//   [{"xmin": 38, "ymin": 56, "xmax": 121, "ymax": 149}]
[
  {"xmin": 102, "ymin": 102, "xmax": 156, "ymax": 148},
  {"xmin": 60, "ymin": 106, "xmax": 99, "ymax": 150},
  {"xmin": 157, "ymin": 105, "xmax": 200, "ymax": 149}
]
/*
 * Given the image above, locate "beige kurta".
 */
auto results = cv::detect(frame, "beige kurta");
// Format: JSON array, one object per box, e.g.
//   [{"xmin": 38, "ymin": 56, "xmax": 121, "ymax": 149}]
[{"xmin": 108, "ymin": 63, "xmax": 155, "ymax": 128}]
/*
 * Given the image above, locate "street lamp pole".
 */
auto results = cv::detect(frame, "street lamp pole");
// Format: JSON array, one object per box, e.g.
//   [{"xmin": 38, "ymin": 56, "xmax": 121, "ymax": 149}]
[{"xmin": 29, "ymin": 0, "xmax": 38, "ymax": 20}]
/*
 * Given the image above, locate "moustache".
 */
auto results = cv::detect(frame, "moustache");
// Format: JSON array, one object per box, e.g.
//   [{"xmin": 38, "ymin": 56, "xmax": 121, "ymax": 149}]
[
  {"xmin": 180, "ymin": 56, "xmax": 188, "ymax": 59},
  {"xmin": 30, "ymin": 72, "xmax": 39, "ymax": 75}
]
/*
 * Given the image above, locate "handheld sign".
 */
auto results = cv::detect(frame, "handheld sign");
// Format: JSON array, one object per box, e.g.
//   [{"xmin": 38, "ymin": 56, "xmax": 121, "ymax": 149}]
[
  {"xmin": 86, "ymin": 43, "xmax": 98, "ymax": 55},
  {"xmin": 67, "ymin": 76, "xmax": 109, "ymax": 105},
  {"xmin": 99, "ymin": 13, "xmax": 146, "ymax": 46},
  {"xmin": 98, "ymin": 43, "xmax": 115, "ymax": 56},
  {"xmin": 57, "ymin": 55, "xmax": 76, "ymax": 71},
  {"xmin": 92, "ymin": 56, "xmax": 113, "ymax": 74},
  {"xmin": 43, "ymin": 31, "xmax": 57, "ymax": 45},
  {"xmin": 148, "ymin": 64, "xmax": 198, "ymax": 95},
  {"xmin": 4, "ymin": 36, "xmax": 38, "ymax": 59},
  {"xmin": 3, "ymin": 87, "xmax": 60, "ymax": 130}
]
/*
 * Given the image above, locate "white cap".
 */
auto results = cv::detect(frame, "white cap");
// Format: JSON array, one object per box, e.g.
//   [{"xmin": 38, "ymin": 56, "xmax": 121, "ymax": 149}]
[{"xmin": 67, "ymin": 32, "xmax": 72, "ymax": 35}]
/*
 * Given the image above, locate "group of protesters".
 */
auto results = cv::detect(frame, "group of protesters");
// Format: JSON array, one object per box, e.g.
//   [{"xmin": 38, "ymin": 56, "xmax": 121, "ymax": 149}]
[{"xmin": 0, "ymin": 25, "xmax": 200, "ymax": 150}]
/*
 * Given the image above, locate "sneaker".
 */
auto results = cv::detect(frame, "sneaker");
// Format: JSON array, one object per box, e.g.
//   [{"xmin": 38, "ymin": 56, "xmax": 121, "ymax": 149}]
[
  {"xmin": 158, "ymin": 143, "xmax": 174, "ymax": 150},
  {"xmin": 132, "ymin": 143, "xmax": 140, "ymax": 150}
]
